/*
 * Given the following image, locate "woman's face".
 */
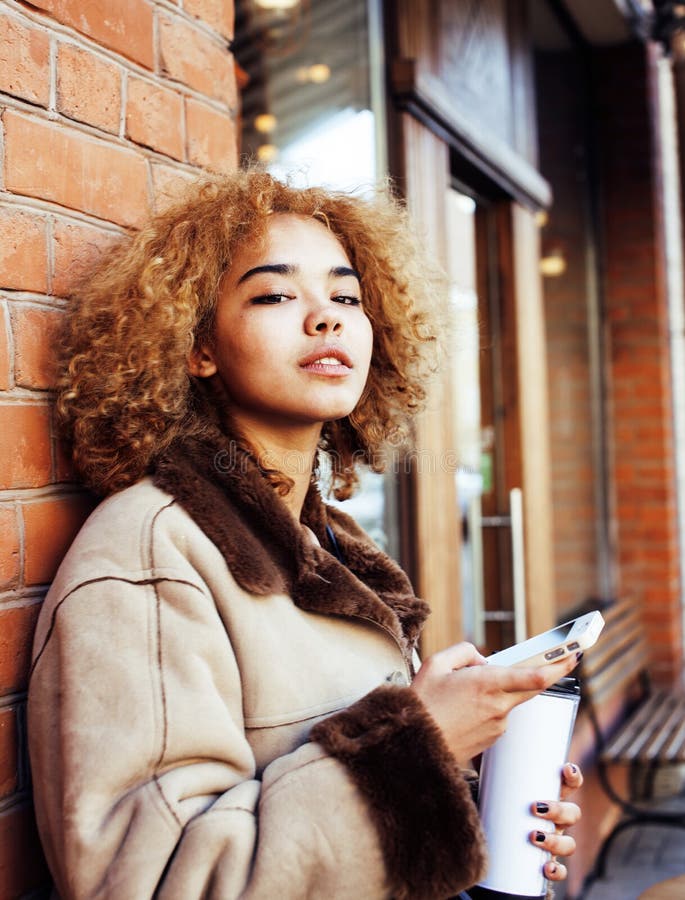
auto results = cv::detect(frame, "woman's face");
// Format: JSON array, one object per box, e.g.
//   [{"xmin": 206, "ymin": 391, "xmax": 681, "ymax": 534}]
[{"xmin": 190, "ymin": 213, "xmax": 374, "ymax": 443}]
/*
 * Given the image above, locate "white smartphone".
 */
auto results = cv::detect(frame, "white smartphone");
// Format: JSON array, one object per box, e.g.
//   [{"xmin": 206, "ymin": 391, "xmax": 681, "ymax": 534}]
[{"xmin": 486, "ymin": 610, "xmax": 605, "ymax": 668}]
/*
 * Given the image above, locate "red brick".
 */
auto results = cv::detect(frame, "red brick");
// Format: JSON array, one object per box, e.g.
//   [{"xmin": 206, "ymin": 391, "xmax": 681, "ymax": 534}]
[
  {"xmin": 639, "ymin": 601, "xmax": 680, "ymax": 622},
  {"xmin": 0, "ymin": 13, "xmax": 50, "ymax": 106},
  {"xmin": 0, "ymin": 507, "xmax": 20, "ymax": 590},
  {"xmin": 51, "ymin": 405, "xmax": 76, "ymax": 483},
  {"xmin": 126, "ymin": 77, "xmax": 184, "ymax": 160},
  {"xmin": 0, "ymin": 707, "xmax": 18, "ymax": 799},
  {"xmin": 159, "ymin": 14, "xmax": 236, "ymax": 105},
  {"xmin": 10, "ymin": 305, "xmax": 62, "ymax": 390},
  {"xmin": 184, "ymin": 0, "xmax": 234, "ymax": 38},
  {"xmin": 0, "ymin": 307, "xmax": 9, "ymax": 391},
  {"xmin": 52, "ymin": 218, "xmax": 121, "ymax": 298},
  {"xmin": 57, "ymin": 43, "xmax": 121, "ymax": 134},
  {"xmin": 541, "ymin": 41, "xmax": 683, "ymax": 687},
  {"xmin": 644, "ymin": 624, "xmax": 682, "ymax": 647},
  {"xmin": 29, "ymin": 0, "xmax": 153, "ymax": 68},
  {"xmin": 150, "ymin": 162, "xmax": 198, "ymax": 212},
  {"xmin": 0, "ymin": 405, "xmax": 52, "ymax": 490},
  {"xmin": 0, "ymin": 207, "xmax": 48, "ymax": 293},
  {"xmin": 3, "ymin": 111, "xmax": 150, "ymax": 228},
  {"xmin": 0, "ymin": 604, "xmax": 40, "ymax": 694},
  {"xmin": 186, "ymin": 98, "xmax": 237, "ymax": 173},
  {"xmin": 23, "ymin": 493, "xmax": 95, "ymax": 585},
  {"xmin": 0, "ymin": 804, "xmax": 50, "ymax": 897}
]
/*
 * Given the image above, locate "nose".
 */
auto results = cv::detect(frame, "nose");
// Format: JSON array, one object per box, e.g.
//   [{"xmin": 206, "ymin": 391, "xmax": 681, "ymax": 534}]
[{"xmin": 304, "ymin": 301, "xmax": 343, "ymax": 336}]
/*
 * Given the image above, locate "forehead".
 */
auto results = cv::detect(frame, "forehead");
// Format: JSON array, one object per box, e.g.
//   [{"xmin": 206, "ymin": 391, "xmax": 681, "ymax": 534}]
[{"xmin": 239, "ymin": 213, "xmax": 351, "ymax": 267}]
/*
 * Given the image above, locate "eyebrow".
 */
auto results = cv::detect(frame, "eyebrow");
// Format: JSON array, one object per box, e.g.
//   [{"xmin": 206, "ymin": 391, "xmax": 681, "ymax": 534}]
[{"xmin": 236, "ymin": 263, "xmax": 361, "ymax": 285}]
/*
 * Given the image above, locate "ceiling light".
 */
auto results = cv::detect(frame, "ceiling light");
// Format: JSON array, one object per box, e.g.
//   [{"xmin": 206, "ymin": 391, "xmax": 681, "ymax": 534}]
[
  {"xmin": 308, "ymin": 63, "xmax": 330, "ymax": 84},
  {"xmin": 255, "ymin": 113, "xmax": 277, "ymax": 134},
  {"xmin": 257, "ymin": 144, "xmax": 279, "ymax": 163},
  {"xmin": 254, "ymin": 0, "xmax": 300, "ymax": 10},
  {"xmin": 539, "ymin": 247, "xmax": 566, "ymax": 277},
  {"xmin": 296, "ymin": 63, "xmax": 331, "ymax": 84}
]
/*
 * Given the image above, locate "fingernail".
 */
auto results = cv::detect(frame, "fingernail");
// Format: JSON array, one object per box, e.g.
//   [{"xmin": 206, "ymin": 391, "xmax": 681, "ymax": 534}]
[
  {"xmin": 576, "ymin": 651, "xmax": 584, "ymax": 662},
  {"xmin": 536, "ymin": 802, "xmax": 549, "ymax": 814},
  {"xmin": 535, "ymin": 831, "xmax": 546, "ymax": 843},
  {"xmin": 549, "ymin": 863, "xmax": 558, "ymax": 875},
  {"xmin": 568, "ymin": 763, "xmax": 578, "ymax": 774}
]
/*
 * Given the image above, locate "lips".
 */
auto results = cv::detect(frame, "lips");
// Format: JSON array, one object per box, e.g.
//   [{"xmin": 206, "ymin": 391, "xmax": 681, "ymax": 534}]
[{"xmin": 299, "ymin": 345, "xmax": 353, "ymax": 370}]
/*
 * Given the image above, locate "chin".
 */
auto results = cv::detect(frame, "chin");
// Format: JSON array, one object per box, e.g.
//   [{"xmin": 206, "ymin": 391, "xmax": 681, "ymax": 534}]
[
  {"xmin": 312, "ymin": 405, "xmax": 358, "ymax": 422},
  {"xmin": 313, "ymin": 395, "xmax": 363, "ymax": 421}
]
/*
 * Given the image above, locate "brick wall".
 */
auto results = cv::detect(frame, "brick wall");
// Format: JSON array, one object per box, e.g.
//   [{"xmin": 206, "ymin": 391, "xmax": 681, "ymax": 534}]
[
  {"xmin": 536, "ymin": 42, "xmax": 683, "ymax": 896},
  {"xmin": 595, "ymin": 41, "xmax": 683, "ymax": 684},
  {"xmin": 536, "ymin": 41, "xmax": 682, "ymax": 686},
  {"xmin": 0, "ymin": 1, "xmax": 237, "ymax": 894}
]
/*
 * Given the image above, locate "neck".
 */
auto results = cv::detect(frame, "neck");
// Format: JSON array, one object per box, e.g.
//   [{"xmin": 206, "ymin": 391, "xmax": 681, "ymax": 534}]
[{"xmin": 236, "ymin": 421, "xmax": 322, "ymax": 521}]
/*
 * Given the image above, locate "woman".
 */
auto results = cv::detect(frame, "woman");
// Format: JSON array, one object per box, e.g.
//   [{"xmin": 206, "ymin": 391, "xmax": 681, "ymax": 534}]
[{"xmin": 28, "ymin": 170, "xmax": 581, "ymax": 899}]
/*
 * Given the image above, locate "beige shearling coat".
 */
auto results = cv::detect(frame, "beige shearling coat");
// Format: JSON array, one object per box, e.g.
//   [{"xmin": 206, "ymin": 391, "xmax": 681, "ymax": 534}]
[{"xmin": 28, "ymin": 436, "xmax": 487, "ymax": 900}]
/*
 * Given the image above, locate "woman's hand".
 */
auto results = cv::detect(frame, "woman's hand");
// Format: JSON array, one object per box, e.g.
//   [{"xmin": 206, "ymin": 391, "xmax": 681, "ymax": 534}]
[
  {"xmin": 530, "ymin": 762, "xmax": 583, "ymax": 882},
  {"xmin": 411, "ymin": 642, "xmax": 580, "ymax": 767}
]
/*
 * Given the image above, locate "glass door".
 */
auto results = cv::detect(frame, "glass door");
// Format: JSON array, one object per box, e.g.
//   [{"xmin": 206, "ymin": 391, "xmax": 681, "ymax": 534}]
[
  {"xmin": 445, "ymin": 188, "xmax": 484, "ymax": 644},
  {"xmin": 446, "ymin": 186, "xmax": 522, "ymax": 653}
]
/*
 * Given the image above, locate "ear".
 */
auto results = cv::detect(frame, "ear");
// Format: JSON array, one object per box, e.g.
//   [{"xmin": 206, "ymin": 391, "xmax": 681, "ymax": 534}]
[{"xmin": 188, "ymin": 343, "xmax": 218, "ymax": 378}]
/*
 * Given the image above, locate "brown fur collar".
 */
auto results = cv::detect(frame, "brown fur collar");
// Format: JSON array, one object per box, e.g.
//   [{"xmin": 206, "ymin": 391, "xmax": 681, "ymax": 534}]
[{"xmin": 153, "ymin": 434, "xmax": 429, "ymax": 659}]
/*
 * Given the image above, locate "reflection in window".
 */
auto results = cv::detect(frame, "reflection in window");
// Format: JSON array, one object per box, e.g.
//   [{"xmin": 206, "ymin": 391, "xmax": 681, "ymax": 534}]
[
  {"xmin": 446, "ymin": 189, "xmax": 484, "ymax": 645},
  {"xmin": 271, "ymin": 107, "xmax": 375, "ymax": 189},
  {"xmin": 234, "ymin": 0, "xmax": 377, "ymax": 190}
]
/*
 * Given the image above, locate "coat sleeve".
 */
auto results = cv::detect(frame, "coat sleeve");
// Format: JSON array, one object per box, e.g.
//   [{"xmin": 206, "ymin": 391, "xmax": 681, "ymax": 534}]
[{"xmin": 28, "ymin": 573, "xmax": 486, "ymax": 900}]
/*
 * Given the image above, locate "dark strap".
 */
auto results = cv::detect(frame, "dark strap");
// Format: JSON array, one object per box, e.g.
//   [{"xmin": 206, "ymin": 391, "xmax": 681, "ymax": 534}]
[{"xmin": 326, "ymin": 524, "xmax": 346, "ymax": 565}]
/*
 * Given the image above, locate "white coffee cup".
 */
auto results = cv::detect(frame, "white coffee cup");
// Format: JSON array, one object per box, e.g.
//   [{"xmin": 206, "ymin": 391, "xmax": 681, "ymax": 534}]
[{"xmin": 474, "ymin": 678, "xmax": 580, "ymax": 900}]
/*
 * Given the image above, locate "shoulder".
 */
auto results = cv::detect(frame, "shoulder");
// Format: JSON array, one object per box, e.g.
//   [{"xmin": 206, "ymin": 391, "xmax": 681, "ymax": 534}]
[{"xmin": 47, "ymin": 477, "xmax": 221, "ymax": 600}]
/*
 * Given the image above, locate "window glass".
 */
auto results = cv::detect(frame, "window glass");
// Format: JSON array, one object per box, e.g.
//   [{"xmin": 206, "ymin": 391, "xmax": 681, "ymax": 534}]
[
  {"xmin": 234, "ymin": 0, "xmax": 381, "ymax": 190},
  {"xmin": 446, "ymin": 189, "xmax": 485, "ymax": 644}
]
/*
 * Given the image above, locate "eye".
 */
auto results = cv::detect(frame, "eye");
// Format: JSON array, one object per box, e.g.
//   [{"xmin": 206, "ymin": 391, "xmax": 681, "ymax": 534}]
[
  {"xmin": 251, "ymin": 293, "xmax": 292, "ymax": 305},
  {"xmin": 333, "ymin": 295, "xmax": 362, "ymax": 306}
]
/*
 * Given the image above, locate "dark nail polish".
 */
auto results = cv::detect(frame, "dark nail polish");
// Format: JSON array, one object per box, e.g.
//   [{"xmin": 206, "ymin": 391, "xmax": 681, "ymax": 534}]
[
  {"xmin": 535, "ymin": 831, "xmax": 546, "ymax": 843},
  {"xmin": 536, "ymin": 802, "xmax": 549, "ymax": 814},
  {"xmin": 568, "ymin": 763, "xmax": 578, "ymax": 773},
  {"xmin": 549, "ymin": 863, "xmax": 558, "ymax": 875},
  {"xmin": 576, "ymin": 651, "xmax": 584, "ymax": 662}
]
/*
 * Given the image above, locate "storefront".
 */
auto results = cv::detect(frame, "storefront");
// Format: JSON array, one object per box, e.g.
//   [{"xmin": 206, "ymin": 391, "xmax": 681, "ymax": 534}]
[{"xmin": 233, "ymin": 3, "xmax": 685, "ymax": 892}]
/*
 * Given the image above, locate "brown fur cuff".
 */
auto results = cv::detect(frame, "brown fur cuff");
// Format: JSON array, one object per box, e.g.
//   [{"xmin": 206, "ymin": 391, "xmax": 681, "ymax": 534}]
[{"xmin": 310, "ymin": 685, "xmax": 487, "ymax": 899}]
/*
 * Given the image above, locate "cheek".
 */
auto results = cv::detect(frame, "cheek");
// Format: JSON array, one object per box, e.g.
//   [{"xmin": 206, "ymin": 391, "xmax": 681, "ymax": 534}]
[
  {"xmin": 361, "ymin": 320, "xmax": 374, "ymax": 371},
  {"xmin": 213, "ymin": 316, "xmax": 262, "ymax": 372}
]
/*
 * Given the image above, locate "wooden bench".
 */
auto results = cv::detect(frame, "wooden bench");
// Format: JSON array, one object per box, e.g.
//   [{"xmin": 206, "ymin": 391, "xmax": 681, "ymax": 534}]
[{"xmin": 580, "ymin": 597, "xmax": 685, "ymax": 882}]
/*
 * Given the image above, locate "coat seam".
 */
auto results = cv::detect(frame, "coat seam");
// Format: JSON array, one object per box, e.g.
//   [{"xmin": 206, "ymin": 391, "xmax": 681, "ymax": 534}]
[
  {"xmin": 148, "ymin": 500, "xmax": 183, "ymax": 829},
  {"xmin": 180, "ymin": 804, "xmax": 256, "ymax": 837},
  {"xmin": 244, "ymin": 692, "xmax": 363, "ymax": 729},
  {"xmin": 29, "ymin": 573, "xmax": 205, "ymax": 681}
]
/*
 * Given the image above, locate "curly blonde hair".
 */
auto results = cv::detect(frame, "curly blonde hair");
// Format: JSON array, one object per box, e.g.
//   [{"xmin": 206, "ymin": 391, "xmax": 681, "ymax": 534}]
[{"xmin": 57, "ymin": 169, "xmax": 444, "ymax": 499}]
